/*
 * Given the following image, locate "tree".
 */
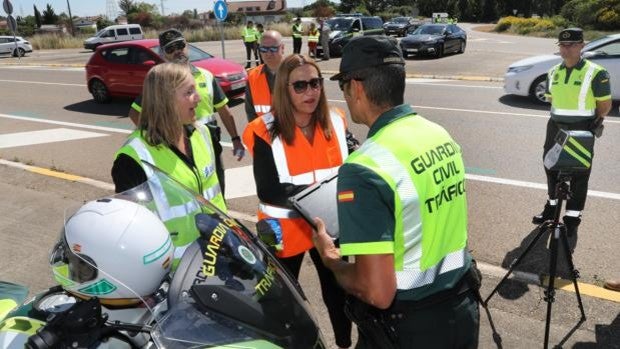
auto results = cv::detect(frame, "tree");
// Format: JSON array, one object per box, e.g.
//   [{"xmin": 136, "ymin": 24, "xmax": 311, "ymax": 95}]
[
  {"xmin": 118, "ymin": 0, "xmax": 136, "ymax": 16},
  {"xmin": 193, "ymin": 9, "xmax": 198, "ymax": 19},
  {"xmin": 42, "ymin": 3, "xmax": 58, "ymax": 25},
  {"xmin": 33, "ymin": 5, "xmax": 42, "ymax": 28},
  {"xmin": 339, "ymin": 0, "xmax": 361, "ymax": 13}
]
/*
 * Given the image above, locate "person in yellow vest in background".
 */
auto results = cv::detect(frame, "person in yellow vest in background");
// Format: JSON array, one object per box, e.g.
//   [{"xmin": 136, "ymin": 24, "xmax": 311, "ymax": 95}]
[
  {"xmin": 292, "ymin": 17, "xmax": 303, "ymax": 54},
  {"xmin": 307, "ymin": 22, "xmax": 320, "ymax": 59},
  {"xmin": 314, "ymin": 36, "xmax": 480, "ymax": 348},
  {"xmin": 113, "ymin": 63, "xmax": 226, "ymax": 266},
  {"xmin": 255, "ymin": 23, "xmax": 265, "ymax": 64},
  {"xmin": 242, "ymin": 21, "xmax": 259, "ymax": 68},
  {"xmin": 244, "ymin": 30, "xmax": 284, "ymax": 123},
  {"xmin": 532, "ymin": 28, "xmax": 611, "ymax": 239},
  {"xmin": 127, "ymin": 29, "xmax": 245, "ymax": 196}
]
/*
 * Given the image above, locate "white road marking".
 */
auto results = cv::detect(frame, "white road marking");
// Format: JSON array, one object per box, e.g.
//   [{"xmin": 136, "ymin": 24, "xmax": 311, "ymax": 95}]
[
  {"xmin": 406, "ymin": 80, "xmax": 502, "ymax": 89},
  {"xmin": 0, "ymin": 79, "xmax": 85, "ymax": 87},
  {"xmin": 0, "ymin": 113, "xmax": 132, "ymax": 134},
  {"xmin": 0, "ymin": 66, "xmax": 84, "ymax": 72},
  {"xmin": 0, "ymin": 128, "xmax": 108, "ymax": 149}
]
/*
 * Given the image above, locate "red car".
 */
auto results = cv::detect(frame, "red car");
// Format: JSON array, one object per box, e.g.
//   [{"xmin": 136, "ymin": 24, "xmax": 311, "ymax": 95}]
[{"xmin": 85, "ymin": 39, "xmax": 247, "ymax": 103}]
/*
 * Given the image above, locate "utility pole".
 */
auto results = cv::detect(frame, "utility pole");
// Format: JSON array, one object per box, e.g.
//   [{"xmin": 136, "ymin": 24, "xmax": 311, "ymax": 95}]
[{"xmin": 66, "ymin": 0, "xmax": 74, "ymax": 36}]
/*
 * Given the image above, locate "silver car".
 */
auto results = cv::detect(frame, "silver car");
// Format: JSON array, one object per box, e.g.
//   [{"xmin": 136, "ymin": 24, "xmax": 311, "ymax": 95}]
[
  {"xmin": 0, "ymin": 35, "xmax": 33, "ymax": 57},
  {"xmin": 504, "ymin": 33, "xmax": 620, "ymax": 103}
]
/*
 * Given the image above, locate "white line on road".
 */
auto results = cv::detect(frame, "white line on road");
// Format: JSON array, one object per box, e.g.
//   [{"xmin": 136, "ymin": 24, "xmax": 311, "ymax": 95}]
[
  {"xmin": 0, "ymin": 128, "xmax": 108, "ymax": 149},
  {"xmin": 0, "ymin": 66, "xmax": 84, "ymax": 72},
  {"xmin": 0, "ymin": 113, "xmax": 132, "ymax": 134},
  {"xmin": 0, "ymin": 79, "xmax": 85, "ymax": 87}
]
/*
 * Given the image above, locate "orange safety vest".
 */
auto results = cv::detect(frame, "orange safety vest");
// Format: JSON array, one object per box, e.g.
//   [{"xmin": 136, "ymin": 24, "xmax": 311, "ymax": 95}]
[
  {"xmin": 248, "ymin": 65, "xmax": 272, "ymax": 118},
  {"xmin": 243, "ymin": 109, "xmax": 349, "ymax": 257}
]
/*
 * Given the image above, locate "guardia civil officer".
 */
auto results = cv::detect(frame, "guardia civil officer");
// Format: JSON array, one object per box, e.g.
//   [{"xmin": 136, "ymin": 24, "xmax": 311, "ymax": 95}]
[
  {"xmin": 532, "ymin": 28, "xmax": 612, "ymax": 237},
  {"xmin": 313, "ymin": 36, "xmax": 480, "ymax": 348}
]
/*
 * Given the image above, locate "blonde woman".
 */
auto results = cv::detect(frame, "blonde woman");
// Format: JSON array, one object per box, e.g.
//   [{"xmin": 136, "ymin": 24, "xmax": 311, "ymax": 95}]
[
  {"xmin": 112, "ymin": 63, "xmax": 226, "ymax": 263},
  {"xmin": 243, "ymin": 54, "xmax": 356, "ymax": 349}
]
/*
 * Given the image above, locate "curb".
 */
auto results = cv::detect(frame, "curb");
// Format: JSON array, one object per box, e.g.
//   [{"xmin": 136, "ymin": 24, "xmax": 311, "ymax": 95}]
[
  {"xmin": 1, "ymin": 62, "xmax": 505, "ymax": 82},
  {"xmin": 1, "ymin": 158, "xmax": 617, "ymax": 303}
]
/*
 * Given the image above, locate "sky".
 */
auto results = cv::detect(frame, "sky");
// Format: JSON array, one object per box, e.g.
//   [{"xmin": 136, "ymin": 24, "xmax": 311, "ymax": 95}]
[{"xmin": 8, "ymin": 0, "xmax": 317, "ymax": 17}]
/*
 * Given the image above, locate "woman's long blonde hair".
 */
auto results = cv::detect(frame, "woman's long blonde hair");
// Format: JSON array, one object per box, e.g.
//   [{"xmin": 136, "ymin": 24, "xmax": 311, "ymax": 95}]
[
  {"xmin": 138, "ymin": 63, "xmax": 192, "ymax": 146},
  {"xmin": 271, "ymin": 54, "xmax": 331, "ymax": 145}
]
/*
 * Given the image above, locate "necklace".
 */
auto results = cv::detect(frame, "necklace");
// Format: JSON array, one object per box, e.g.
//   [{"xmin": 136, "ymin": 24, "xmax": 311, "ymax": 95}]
[{"xmin": 296, "ymin": 118, "xmax": 314, "ymax": 129}]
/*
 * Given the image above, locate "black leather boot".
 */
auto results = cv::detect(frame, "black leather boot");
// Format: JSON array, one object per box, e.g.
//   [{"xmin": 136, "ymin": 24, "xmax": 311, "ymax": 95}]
[
  {"xmin": 532, "ymin": 202, "xmax": 556, "ymax": 224},
  {"xmin": 563, "ymin": 216, "xmax": 581, "ymax": 237}
]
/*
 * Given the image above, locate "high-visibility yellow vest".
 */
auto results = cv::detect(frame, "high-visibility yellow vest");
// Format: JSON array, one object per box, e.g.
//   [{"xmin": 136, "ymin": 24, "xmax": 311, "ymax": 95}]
[
  {"xmin": 308, "ymin": 30, "xmax": 320, "ymax": 43},
  {"xmin": 242, "ymin": 27, "xmax": 257, "ymax": 42}
]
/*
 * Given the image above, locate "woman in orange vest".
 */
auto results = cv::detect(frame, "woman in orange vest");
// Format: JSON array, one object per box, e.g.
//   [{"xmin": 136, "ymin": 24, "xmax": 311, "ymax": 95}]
[{"xmin": 243, "ymin": 54, "xmax": 357, "ymax": 349}]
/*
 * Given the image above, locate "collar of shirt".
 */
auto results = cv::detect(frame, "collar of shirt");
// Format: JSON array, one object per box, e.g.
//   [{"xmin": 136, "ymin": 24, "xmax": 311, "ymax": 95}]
[
  {"xmin": 559, "ymin": 58, "xmax": 585, "ymax": 71},
  {"xmin": 367, "ymin": 104, "xmax": 417, "ymax": 138}
]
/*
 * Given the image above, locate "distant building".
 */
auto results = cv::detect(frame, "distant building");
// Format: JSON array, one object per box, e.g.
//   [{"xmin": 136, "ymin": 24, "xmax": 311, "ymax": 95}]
[
  {"xmin": 36, "ymin": 24, "xmax": 68, "ymax": 34},
  {"xmin": 73, "ymin": 18, "xmax": 98, "ymax": 32},
  {"xmin": 228, "ymin": 0, "xmax": 288, "ymax": 23}
]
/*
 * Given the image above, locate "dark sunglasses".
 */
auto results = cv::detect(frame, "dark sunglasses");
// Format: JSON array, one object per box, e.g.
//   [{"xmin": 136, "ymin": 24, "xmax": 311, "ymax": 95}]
[
  {"xmin": 164, "ymin": 41, "xmax": 186, "ymax": 54},
  {"xmin": 259, "ymin": 45, "xmax": 280, "ymax": 53},
  {"xmin": 290, "ymin": 77, "xmax": 323, "ymax": 94}
]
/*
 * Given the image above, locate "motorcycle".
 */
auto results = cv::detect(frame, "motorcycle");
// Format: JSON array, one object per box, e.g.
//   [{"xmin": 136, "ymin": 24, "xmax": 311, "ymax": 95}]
[{"xmin": 0, "ymin": 164, "xmax": 326, "ymax": 348}]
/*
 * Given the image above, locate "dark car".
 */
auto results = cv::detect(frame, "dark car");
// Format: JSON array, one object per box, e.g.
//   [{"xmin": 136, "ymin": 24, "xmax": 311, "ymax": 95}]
[
  {"xmin": 383, "ymin": 17, "xmax": 417, "ymax": 37},
  {"xmin": 85, "ymin": 39, "xmax": 247, "ymax": 103},
  {"xmin": 399, "ymin": 23, "xmax": 467, "ymax": 58},
  {"xmin": 317, "ymin": 16, "xmax": 384, "ymax": 57}
]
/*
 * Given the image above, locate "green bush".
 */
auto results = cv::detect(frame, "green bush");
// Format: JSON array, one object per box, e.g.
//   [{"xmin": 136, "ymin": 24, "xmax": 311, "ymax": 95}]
[{"xmin": 597, "ymin": 8, "xmax": 620, "ymax": 30}]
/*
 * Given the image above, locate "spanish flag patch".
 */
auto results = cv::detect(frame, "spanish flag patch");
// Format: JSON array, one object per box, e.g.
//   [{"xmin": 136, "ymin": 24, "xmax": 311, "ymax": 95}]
[{"xmin": 338, "ymin": 190, "xmax": 355, "ymax": 202}]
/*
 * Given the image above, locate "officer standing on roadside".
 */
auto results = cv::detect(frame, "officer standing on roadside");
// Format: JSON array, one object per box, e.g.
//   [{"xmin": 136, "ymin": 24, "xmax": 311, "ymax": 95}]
[
  {"xmin": 532, "ymin": 28, "xmax": 611, "ymax": 237},
  {"xmin": 292, "ymin": 17, "xmax": 303, "ymax": 54},
  {"xmin": 313, "ymin": 36, "xmax": 480, "ymax": 348},
  {"xmin": 242, "ymin": 21, "xmax": 259, "ymax": 68}
]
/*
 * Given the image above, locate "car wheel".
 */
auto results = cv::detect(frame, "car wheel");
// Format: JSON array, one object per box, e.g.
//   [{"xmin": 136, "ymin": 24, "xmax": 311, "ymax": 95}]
[
  {"xmin": 13, "ymin": 47, "xmax": 25, "ymax": 57},
  {"xmin": 435, "ymin": 44, "xmax": 444, "ymax": 58},
  {"xmin": 90, "ymin": 79, "xmax": 111, "ymax": 103},
  {"xmin": 529, "ymin": 75, "xmax": 548, "ymax": 104},
  {"xmin": 458, "ymin": 40, "xmax": 466, "ymax": 53}
]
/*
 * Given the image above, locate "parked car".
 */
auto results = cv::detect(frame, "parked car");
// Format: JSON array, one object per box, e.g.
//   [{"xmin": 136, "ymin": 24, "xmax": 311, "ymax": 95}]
[
  {"xmin": 399, "ymin": 23, "xmax": 467, "ymax": 58},
  {"xmin": 383, "ymin": 17, "xmax": 417, "ymax": 37},
  {"xmin": 0, "ymin": 36, "xmax": 33, "ymax": 57},
  {"xmin": 317, "ymin": 16, "xmax": 384, "ymax": 57},
  {"xmin": 85, "ymin": 39, "xmax": 247, "ymax": 103},
  {"xmin": 504, "ymin": 33, "xmax": 620, "ymax": 103},
  {"xmin": 83, "ymin": 24, "xmax": 144, "ymax": 51}
]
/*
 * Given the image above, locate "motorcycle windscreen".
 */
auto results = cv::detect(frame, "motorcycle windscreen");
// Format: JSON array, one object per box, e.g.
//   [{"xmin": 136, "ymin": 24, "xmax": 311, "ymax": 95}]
[{"xmin": 113, "ymin": 164, "xmax": 323, "ymax": 348}]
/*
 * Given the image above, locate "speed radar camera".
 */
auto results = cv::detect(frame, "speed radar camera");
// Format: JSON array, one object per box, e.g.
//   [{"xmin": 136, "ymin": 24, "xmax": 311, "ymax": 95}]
[{"xmin": 544, "ymin": 129, "xmax": 594, "ymax": 172}]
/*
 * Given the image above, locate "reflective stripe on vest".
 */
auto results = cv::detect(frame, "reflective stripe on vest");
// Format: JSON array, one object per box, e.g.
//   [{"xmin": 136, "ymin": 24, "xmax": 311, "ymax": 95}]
[
  {"xmin": 193, "ymin": 67, "xmax": 217, "ymax": 123},
  {"xmin": 549, "ymin": 61, "xmax": 598, "ymax": 118},
  {"xmin": 346, "ymin": 114, "xmax": 467, "ymax": 290},
  {"xmin": 248, "ymin": 65, "xmax": 272, "ymax": 117},
  {"xmin": 269, "ymin": 111, "xmax": 348, "ymax": 185}
]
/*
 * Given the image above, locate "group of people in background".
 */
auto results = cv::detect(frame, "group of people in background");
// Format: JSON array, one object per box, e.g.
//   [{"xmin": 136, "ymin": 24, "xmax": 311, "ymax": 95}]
[
  {"xmin": 108, "ymin": 21, "xmax": 617, "ymax": 349},
  {"xmin": 243, "ymin": 17, "xmax": 331, "ymax": 68}
]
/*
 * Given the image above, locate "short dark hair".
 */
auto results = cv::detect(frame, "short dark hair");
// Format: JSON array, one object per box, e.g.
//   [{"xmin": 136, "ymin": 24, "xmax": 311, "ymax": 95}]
[{"xmin": 349, "ymin": 65, "xmax": 405, "ymax": 108}]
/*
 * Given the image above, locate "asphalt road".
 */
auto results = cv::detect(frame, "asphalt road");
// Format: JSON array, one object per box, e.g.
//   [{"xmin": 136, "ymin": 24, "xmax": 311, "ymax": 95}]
[{"xmin": 0, "ymin": 25, "xmax": 619, "ymax": 348}]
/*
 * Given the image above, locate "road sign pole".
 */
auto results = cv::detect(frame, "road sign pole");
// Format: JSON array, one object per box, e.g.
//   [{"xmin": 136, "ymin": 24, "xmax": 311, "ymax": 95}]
[{"xmin": 219, "ymin": 21, "xmax": 226, "ymax": 59}]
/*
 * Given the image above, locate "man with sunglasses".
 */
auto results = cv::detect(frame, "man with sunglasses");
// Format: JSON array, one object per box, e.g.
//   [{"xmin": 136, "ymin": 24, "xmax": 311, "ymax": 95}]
[
  {"xmin": 313, "ymin": 36, "xmax": 480, "ymax": 348},
  {"xmin": 127, "ymin": 29, "xmax": 245, "ymax": 196},
  {"xmin": 244, "ymin": 30, "xmax": 284, "ymax": 122},
  {"xmin": 532, "ymin": 28, "xmax": 611, "ymax": 238}
]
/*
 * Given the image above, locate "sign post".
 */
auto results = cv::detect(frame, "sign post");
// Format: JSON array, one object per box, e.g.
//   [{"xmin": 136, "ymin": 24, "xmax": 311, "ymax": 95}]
[
  {"xmin": 214, "ymin": 0, "xmax": 228, "ymax": 59},
  {"xmin": 2, "ymin": 0, "xmax": 20, "ymax": 60}
]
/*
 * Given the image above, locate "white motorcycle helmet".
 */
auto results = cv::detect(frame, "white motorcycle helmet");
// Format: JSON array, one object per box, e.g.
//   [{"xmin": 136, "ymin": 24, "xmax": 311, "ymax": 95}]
[{"xmin": 50, "ymin": 198, "xmax": 174, "ymax": 306}]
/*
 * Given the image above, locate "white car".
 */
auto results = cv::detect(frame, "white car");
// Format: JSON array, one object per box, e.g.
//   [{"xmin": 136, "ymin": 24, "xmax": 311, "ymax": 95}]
[
  {"xmin": 504, "ymin": 33, "xmax": 620, "ymax": 103},
  {"xmin": 0, "ymin": 35, "xmax": 33, "ymax": 57}
]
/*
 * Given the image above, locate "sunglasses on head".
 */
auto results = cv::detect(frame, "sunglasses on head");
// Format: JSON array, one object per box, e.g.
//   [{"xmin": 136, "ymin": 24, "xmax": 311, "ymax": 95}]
[
  {"xmin": 164, "ymin": 41, "xmax": 186, "ymax": 54},
  {"xmin": 289, "ymin": 77, "xmax": 323, "ymax": 94},
  {"xmin": 259, "ymin": 45, "xmax": 280, "ymax": 53}
]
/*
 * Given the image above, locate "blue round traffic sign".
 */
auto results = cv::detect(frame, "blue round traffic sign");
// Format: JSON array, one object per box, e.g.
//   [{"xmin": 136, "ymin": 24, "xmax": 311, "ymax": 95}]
[{"xmin": 214, "ymin": 0, "xmax": 228, "ymax": 21}]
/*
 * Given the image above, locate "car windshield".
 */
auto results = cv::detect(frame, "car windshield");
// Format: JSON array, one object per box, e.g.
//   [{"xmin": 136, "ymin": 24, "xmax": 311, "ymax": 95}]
[
  {"xmin": 327, "ymin": 18, "xmax": 353, "ymax": 31},
  {"xmin": 583, "ymin": 35, "xmax": 617, "ymax": 52},
  {"xmin": 412, "ymin": 25, "xmax": 445, "ymax": 35},
  {"xmin": 392, "ymin": 17, "xmax": 409, "ymax": 23},
  {"xmin": 152, "ymin": 43, "xmax": 214, "ymax": 62}
]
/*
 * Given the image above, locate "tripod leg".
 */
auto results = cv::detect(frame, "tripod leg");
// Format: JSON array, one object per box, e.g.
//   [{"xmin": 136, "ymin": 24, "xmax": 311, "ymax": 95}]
[
  {"xmin": 559, "ymin": 230, "xmax": 587, "ymax": 321},
  {"xmin": 484, "ymin": 223, "xmax": 549, "ymax": 306},
  {"xmin": 543, "ymin": 224, "xmax": 560, "ymax": 349}
]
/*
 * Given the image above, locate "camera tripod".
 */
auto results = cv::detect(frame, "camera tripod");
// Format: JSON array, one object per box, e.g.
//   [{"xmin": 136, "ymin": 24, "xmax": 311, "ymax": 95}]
[{"xmin": 483, "ymin": 173, "xmax": 586, "ymax": 349}]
